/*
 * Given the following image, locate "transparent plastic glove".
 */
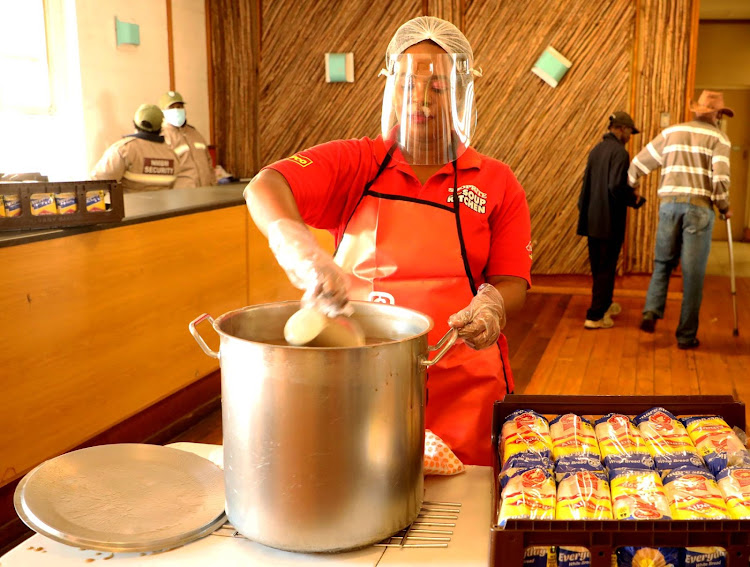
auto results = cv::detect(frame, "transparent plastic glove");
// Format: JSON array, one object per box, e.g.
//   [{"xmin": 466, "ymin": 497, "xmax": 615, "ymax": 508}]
[
  {"xmin": 267, "ymin": 218, "xmax": 352, "ymax": 317},
  {"xmin": 448, "ymin": 283, "xmax": 506, "ymax": 349}
]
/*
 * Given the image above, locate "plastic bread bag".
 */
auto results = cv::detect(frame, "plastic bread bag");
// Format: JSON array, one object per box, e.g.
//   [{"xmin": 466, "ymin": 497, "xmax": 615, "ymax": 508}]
[
  {"xmin": 609, "ymin": 468, "xmax": 672, "ymax": 520},
  {"xmin": 550, "ymin": 413, "xmax": 601, "ymax": 462},
  {"xmin": 500, "ymin": 452, "xmax": 554, "ymax": 483},
  {"xmin": 524, "ymin": 546, "xmax": 557, "ymax": 567},
  {"xmin": 634, "ymin": 407, "xmax": 703, "ymax": 470},
  {"xmin": 683, "ymin": 547, "xmax": 727, "ymax": 567},
  {"xmin": 424, "ymin": 429, "xmax": 465, "ymax": 476},
  {"xmin": 500, "ymin": 409, "xmax": 553, "ymax": 466},
  {"xmin": 595, "ymin": 414, "xmax": 652, "ymax": 470},
  {"xmin": 556, "ymin": 470, "xmax": 613, "ymax": 520},
  {"xmin": 716, "ymin": 466, "xmax": 750, "ymax": 519},
  {"xmin": 616, "ymin": 547, "xmax": 680, "ymax": 567},
  {"xmin": 554, "ymin": 454, "xmax": 606, "ymax": 483},
  {"xmin": 557, "ymin": 547, "xmax": 590, "ymax": 567},
  {"xmin": 682, "ymin": 415, "xmax": 750, "ymax": 476},
  {"xmin": 662, "ymin": 467, "xmax": 729, "ymax": 519},
  {"xmin": 498, "ymin": 466, "xmax": 556, "ymax": 525}
]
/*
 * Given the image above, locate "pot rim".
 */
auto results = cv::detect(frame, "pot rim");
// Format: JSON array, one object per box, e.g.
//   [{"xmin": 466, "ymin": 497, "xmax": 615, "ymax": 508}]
[{"xmin": 211, "ymin": 300, "xmax": 435, "ymax": 349}]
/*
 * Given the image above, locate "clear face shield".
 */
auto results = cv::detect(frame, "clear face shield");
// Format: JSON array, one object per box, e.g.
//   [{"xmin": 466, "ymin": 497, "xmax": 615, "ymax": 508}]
[{"xmin": 381, "ymin": 53, "xmax": 476, "ymax": 166}]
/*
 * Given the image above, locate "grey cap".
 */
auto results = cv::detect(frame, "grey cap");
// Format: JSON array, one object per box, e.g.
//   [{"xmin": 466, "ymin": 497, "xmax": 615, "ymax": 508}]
[{"xmin": 609, "ymin": 111, "xmax": 639, "ymax": 134}]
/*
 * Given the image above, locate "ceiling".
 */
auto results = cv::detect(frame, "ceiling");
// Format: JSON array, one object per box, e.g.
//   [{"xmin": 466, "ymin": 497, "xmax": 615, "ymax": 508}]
[{"xmin": 700, "ymin": 0, "xmax": 750, "ymax": 20}]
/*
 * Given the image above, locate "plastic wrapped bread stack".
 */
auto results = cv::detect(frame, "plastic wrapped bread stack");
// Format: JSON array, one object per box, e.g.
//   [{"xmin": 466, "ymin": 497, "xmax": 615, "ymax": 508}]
[
  {"xmin": 500, "ymin": 409, "xmax": 553, "ymax": 466},
  {"xmin": 556, "ymin": 469, "xmax": 613, "ymax": 520},
  {"xmin": 716, "ymin": 467, "xmax": 750, "ymax": 519},
  {"xmin": 523, "ymin": 546, "xmax": 557, "ymax": 567},
  {"xmin": 609, "ymin": 469, "xmax": 672, "ymax": 520},
  {"xmin": 616, "ymin": 547, "xmax": 680, "ymax": 567},
  {"xmin": 557, "ymin": 546, "xmax": 593, "ymax": 567},
  {"xmin": 498, "ymin": 467, "xmax": 556, "ymax": 525},
  {"xmin": 682, "ymin": 415, "xmax": 750, "ymax": 475},
  {"xmin": 500, "ymin": 453, "xmax": 554, "ymax": 482},
  {"xmin": 550, "ymin": 414, "xmax": 601, "ymax": 464},
  {"xmin": 634, "ymin": 408, "xmax": 703, "ymax": 471},
  {"xmin": 683, "ymin": 547, "xmax": 726, "ymax": 567},
  {"xmin": 595, "ymin": 413, "xmax": 654, "ymax": 470},
  {"xmin": 662, "ymin": 468, "xmax": 729, "ymax": 520}
]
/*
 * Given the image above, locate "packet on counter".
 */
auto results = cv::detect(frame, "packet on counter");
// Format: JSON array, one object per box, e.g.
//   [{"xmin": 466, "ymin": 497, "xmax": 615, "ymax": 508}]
[
  {"xmin": 558, "ymin": 547, "xmax": 591, "ymax": 567},
  {"xmin": 595, "ymin": 414, "xmax": 653, "ymax": 470},
  {"xmin": 662, "ymin": 467, "xmax": 729, "ymax": 519},
  {"xmin": 556, "ymin": 470, "xmax": 613, "ymax": 519},
  {"xmin": 524, "ymin": 546, "xmax": 557, "ymax": 567},
  {"xmin": 550, "ymin": 414, "xmax": 601, "ymax": 462},
  {"xmin": 682, "ymin": 415, "xmax": 750, "ymax": 475},
  {"xmin": 716, "ymin": 467, "xmax": 750, "ymax": 519},
  {"xmin": 498, "ymin": 467, "xmax": 556, "ymax": 525},
  {"xmin": 684, "ymin": 548, "xmax": 726, "ymax": 567},
  {"xmin": 3, "ymin": 194, "xmax": 21, "ymax": 217},
  {"xmin": 500, "ymin": 452, "xmax": 554, "ymax": 482},
  {"xmin": 424, "ymin": 429, "xmax": 465, "ymax": 476},
  {"xmin": 609, "ymin": 469, "xmax": 671, "ymax": 520},
  {"xmin": 616, "ymin": 547, "xmax": 680, "ymax": 567},
  {"xmin": 500, "ymin": 410, "xmax": 552, "ymax": 466},
  {"xmin": 634, "ymin": 407, "xmax": 703, "ymax": 470},
  {"xmin": 30, "ymin": 193, "xmax": 57, "ymax": 215}
]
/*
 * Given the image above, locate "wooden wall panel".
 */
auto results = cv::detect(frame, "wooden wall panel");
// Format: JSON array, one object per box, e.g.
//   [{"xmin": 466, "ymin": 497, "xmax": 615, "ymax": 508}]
[
  {"xmin": 0, "ymin": 207, "xmax": 247, "ymax": 486},
  {"xmin": 625, "ymin": 0, "xmax": 696, "ymax": 273},
  {"xmin": 464, "ymin": 0, "xmax": 635, "ymax": 274},
  {"xmin": 207, "ymin": 0, "xmax": 258, "ymax": 178}
]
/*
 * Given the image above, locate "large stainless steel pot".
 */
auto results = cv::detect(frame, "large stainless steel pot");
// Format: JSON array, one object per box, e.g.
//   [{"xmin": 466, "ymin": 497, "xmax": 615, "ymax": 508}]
[{"xmin": 189, "ymin": 300, "xmax": 456, "ymax": 552}]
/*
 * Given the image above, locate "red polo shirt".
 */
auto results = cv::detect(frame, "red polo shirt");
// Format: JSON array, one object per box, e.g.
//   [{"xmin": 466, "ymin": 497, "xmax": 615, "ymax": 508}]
[{"xmin": 265, "ymin": 136, "xmax": 532, "ymax": 287}]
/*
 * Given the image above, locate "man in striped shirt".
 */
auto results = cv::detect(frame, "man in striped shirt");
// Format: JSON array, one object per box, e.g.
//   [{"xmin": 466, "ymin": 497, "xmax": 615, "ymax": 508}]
[{"xmin": 627, "ymin": 90, "xmax": 733, "ymax": 350}]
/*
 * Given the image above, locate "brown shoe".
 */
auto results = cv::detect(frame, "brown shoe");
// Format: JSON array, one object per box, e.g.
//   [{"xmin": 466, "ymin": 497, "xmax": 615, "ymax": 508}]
[{"xmin": 677, "ymin": 338, "xmax": 700, "ymax": 350}]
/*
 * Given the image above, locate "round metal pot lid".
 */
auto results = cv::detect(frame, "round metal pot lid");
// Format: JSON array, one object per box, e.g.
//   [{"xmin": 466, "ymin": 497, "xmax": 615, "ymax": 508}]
[{"xmin": 14, "ymin": 443, "xmax": 226, "ymax": 553}]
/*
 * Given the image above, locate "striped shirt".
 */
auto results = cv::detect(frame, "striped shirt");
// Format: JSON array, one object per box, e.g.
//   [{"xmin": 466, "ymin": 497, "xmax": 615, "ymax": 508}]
[{"xmin": 627, "ymin": 119, "xmax": 730, "ymax": 212}]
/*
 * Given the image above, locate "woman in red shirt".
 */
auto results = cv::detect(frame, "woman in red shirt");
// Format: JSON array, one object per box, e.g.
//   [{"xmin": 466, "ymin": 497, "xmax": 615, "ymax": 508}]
[{"xmin": 244, "ymin": 16, "xmax": 531, "ymax": 465}]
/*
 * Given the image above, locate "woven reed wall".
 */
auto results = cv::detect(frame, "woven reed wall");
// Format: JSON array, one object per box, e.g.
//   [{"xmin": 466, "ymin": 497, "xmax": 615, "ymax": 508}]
[
  {"xmin": 207, "ymin": 0, "xmax": 696, "ymax": 275},
  {"xmin": 625, "ymin": 0, "xmax": 696, "ymax": 273},
  {"xmin": 206, "ymin": 0, "xmax": 258, "ymax": 180}
]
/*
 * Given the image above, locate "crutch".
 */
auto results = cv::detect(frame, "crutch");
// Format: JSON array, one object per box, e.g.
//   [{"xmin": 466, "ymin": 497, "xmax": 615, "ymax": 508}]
[{"xmin": 726, "ymin": 217, "xmax": 739, "ymax": 336}]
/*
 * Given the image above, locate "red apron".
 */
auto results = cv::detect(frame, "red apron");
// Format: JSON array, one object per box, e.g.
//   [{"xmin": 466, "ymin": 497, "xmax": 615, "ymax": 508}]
[{"xmin": 333, "ymin": 154, "xmax": 513, "ymax": 465}]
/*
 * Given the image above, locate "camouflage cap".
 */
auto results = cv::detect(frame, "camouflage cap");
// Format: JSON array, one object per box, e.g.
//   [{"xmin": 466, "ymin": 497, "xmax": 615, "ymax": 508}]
[
  {"xmin": 159, "ymin": 90, "xmax": 185, "ymax": 109},
  {"xmin": 133, "ymin": 103, "xmax": 164, "ymax": 133}
]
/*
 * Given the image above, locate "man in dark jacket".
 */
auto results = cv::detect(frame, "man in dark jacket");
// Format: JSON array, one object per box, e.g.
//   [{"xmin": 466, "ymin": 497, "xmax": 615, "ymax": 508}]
[{"xmin": 577, "ymin": 111, "xmax": 645, "ymax": 329}]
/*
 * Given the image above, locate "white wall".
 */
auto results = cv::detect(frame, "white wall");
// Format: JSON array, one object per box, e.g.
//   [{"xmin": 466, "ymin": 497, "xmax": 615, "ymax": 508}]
[
  {"xmin": 172, "ymin": 0, "xmax": 210, "ymax": 143},
  {"xmin": 77, "ymin": 0, "xmax": 210, "ymax": 173}
]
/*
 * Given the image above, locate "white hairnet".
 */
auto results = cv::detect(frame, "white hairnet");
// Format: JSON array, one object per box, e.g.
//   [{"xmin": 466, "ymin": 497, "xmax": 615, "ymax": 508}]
[{"xmin": 385, "ymin": 16, "xmax": 473, "ymax": 73}]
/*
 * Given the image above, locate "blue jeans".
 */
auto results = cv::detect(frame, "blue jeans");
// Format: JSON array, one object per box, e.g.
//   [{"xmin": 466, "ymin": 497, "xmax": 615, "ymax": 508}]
[{"xmin": 643, "ymin": 201, "xmax": 715, "ymax": 343}]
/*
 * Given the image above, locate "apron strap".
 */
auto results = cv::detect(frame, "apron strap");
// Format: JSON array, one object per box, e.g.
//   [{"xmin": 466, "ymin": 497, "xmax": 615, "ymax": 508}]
[
  {"xmin": 450, "ymin": 162, "xmax": 478, "ymax": 295},
  {"xmin": 334, "ymin": 145, "xmax": 396, "ymax": 256}
]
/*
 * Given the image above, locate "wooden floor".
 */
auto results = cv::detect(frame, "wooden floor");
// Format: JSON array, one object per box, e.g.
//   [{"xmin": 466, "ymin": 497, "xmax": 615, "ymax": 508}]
[{"xmin": 169, "ymin": 274, "xmax": 750, "ymax": 445}]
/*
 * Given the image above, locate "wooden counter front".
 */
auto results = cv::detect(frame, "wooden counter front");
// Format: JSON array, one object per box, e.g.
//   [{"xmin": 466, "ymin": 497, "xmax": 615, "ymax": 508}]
[{"xmin": 0, "ymin": 206, "xmax": 247, "ymax": 486}]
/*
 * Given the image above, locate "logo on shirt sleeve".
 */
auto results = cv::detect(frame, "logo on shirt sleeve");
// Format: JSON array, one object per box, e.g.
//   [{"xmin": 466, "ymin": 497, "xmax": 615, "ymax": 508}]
[
  {"xmin": 526, "ymin": 241, "xmax": 533, "ymax": 260},
  {"xmin": 287, "ymin": 154, "xmax": 313, "ymax": 167}
]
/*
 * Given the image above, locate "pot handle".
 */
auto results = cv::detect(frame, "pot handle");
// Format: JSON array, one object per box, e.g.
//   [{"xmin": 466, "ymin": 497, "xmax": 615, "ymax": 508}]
[
  {"xmin": 189, "ymin": 313, "xmax": 219, "ymax": 359},
  {"xmin": 421, "ymin": 328, "xmax": 459, "ymax": 367}
]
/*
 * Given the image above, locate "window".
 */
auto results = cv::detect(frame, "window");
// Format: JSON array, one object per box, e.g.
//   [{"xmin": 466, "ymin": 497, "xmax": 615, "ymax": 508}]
[{"xmin": 0, "ymin": 0, "xmax": 52, "ymax": 114}]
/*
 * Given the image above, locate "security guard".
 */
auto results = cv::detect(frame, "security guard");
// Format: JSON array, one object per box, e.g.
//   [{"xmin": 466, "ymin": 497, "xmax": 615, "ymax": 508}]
[
  {"xmin": 91, "ymin": 104, "xmax": 177, "ymax": 193},
  {"xmin": 159, "ymin": 91, "xmax": 215, "ymax": 188}
]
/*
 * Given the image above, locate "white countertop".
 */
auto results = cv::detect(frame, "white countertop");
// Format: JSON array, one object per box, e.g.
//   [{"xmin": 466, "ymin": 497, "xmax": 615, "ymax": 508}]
[{"xmin": 1, "ymin": 443, "xmax": 492, "ymax": 567}]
